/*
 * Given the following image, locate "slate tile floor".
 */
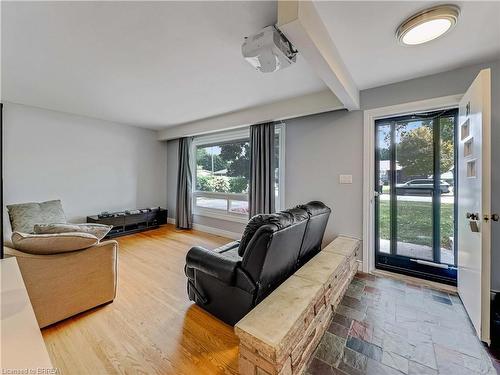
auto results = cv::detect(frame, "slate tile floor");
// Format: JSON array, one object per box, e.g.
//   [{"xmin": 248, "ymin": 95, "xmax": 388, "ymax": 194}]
[{"xmin": 306, "ymin": 273, "xmax": 498, "ymax": 375}]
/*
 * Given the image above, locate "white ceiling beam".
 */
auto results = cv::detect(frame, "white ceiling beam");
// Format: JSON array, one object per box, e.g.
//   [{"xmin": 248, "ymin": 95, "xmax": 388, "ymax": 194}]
[
  {"xmin": 277, "ymin": 1, "xmax": 360, "ymax": 110},
  {"xmin": 157, "ymin": 90, "xmax": 343, "ymax": 140}
]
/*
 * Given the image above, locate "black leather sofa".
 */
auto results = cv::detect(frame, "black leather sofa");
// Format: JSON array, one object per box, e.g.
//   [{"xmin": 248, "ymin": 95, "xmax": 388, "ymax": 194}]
[{"xmin": 184, "ymin": 201, "xmax": 331, "ymax": 325}]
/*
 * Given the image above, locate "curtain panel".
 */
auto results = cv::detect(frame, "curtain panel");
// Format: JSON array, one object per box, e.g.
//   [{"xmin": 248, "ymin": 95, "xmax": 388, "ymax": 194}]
[
  {"xmin": 176, "ymin": 137, "xmax": 193, "ymax": 229},
  {"xmin": 249, "ymin": 122, "xmax": 275, "ymax": 217}
]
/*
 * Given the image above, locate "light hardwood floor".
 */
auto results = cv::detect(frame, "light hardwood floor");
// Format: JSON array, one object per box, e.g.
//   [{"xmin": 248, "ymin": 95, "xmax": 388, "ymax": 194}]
[{"xmin": 42, "ymin": 225, "xmax": 239, "ymax": 375}]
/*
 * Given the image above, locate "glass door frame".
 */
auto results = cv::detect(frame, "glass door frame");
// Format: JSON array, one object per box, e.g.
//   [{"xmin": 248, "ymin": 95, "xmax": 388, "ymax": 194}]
[{"xmin": 374, "ymin": 108, "xmax": 458, "ymax": 285}]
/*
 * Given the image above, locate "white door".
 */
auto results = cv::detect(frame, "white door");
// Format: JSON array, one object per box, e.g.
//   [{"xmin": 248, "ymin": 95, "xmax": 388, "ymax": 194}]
[{"xmin": 458, "ymin": 68, "xmax": 492, "ymax": 344}]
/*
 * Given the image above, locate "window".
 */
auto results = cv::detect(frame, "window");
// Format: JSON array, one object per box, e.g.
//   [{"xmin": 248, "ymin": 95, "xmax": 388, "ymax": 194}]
[{"xmin": 192, "ymin": 125, "xmax": 285, "ymax": 222}]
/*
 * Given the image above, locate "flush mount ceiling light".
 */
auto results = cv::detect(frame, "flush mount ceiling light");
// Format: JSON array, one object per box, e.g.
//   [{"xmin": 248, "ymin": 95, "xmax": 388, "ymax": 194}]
[{"xmin": 396, "ymin": 4, "xmax": 460, "ymax": 45}]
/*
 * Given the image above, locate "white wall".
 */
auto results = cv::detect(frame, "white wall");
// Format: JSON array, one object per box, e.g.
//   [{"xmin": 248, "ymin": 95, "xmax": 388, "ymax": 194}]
[
  {"xmin": 3, "ymin": 103, "xmax": 167, "ymax": 226},
  {"xmin": 285, "ymin": 110, "xmax": 363, "ymax": 244}
]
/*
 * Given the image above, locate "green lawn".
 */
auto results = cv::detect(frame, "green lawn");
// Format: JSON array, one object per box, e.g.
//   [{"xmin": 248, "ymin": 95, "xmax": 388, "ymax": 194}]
[{"xmin": 378, "ymin": 200, "xmax": 454, "ymax": 249}]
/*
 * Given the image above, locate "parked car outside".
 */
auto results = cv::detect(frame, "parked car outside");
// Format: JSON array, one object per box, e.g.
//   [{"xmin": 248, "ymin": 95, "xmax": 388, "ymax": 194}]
[{"xmin": 396, "ymin": 179, "xmax": 450, "ymax": 195}]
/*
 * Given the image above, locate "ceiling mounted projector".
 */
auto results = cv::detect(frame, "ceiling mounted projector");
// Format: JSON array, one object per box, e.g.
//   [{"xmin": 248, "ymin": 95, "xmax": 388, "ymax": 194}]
[{"xmin": 242, "ymin": 26, "xmax": 297, "ymax": 73}]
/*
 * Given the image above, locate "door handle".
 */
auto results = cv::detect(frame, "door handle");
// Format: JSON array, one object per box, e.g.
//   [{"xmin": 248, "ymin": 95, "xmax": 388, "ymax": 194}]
[{"xmin": 484, "ymin": 214, "xmax": 499, "ymax": 222}]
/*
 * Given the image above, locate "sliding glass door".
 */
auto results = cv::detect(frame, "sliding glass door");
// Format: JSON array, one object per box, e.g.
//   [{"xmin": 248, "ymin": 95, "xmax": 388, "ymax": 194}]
[{"xmin": 374, "ymin": 109, "xmax": 458, "ymax": 284}]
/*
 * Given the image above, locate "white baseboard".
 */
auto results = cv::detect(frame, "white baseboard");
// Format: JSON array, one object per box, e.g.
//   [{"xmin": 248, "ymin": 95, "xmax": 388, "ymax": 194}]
[{"xmin": 166, "ymin": 217, "xmax": 241, "ymax": 240}]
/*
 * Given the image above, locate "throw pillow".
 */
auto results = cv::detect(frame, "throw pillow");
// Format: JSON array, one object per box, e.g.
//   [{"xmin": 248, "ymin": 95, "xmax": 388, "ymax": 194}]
[
  {"xmin": 7, "ymin": 200, "xmax": 66, "ymax": 233},
  {"xmin": 34, "ymin": 223, "xmax": 112, "ymax": 241},
  {"xmin": 11, "ymin": 231, "xmax": 99, "ymax": 255}
]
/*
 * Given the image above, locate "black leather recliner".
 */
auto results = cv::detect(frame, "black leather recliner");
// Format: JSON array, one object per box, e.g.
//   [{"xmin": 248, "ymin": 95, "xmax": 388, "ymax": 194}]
[{"xmin": 184, "ymin": 201, "xmax": 331, "ymax": 325}]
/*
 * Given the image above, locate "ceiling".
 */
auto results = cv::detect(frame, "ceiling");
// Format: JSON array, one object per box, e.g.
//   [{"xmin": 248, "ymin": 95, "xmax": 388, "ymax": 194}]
[
  {"xmin": 314, "ymin": 1, "xmax": 500, "ymax": 90},
  {"xmin": 2, "ymin": 1, "xmax": 500, "ymax": 129},
  {"xmin": 1, "ymin": 1, "xmax": 326, "ymax": 129}
]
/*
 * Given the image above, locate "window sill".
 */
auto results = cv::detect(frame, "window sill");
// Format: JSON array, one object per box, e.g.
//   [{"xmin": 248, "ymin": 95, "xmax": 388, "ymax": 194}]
[{"xmin": 194, "ymin": 208, "xmax": 249, "ymax": 224}]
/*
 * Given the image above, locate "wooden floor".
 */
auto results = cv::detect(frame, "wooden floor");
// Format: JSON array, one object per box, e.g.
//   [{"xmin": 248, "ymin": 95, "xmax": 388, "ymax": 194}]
[{"xmin": 42, "ymin": 225, "xmax": 239, "ymax": 375}]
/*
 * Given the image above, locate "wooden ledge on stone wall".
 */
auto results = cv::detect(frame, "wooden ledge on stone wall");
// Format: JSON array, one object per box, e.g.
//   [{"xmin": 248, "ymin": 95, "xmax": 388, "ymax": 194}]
[{"xmin": 235, "ymin": 236, "xmax": 361, "ymax": 375}]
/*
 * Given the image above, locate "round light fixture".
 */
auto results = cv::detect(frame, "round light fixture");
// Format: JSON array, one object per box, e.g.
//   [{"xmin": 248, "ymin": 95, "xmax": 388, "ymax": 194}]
[{"xmin": 396, "ymin": 5, "xmax": 460, "ymax": 45}]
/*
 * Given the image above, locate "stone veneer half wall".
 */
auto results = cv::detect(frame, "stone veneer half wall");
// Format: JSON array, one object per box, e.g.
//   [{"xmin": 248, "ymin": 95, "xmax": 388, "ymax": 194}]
[{"xmin": 235, "ymin": 236, "xmax": 361, "ymax": 375}]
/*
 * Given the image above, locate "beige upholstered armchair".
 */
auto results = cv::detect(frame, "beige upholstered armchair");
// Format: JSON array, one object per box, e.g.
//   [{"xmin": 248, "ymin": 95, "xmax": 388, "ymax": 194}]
[
  {"xmin": 3, "ymin": 201, "xmax": 118, "ymax": 328},
  {"xmin": 4, "ymin": 242, "xmax": 118, "ymax": 328}
]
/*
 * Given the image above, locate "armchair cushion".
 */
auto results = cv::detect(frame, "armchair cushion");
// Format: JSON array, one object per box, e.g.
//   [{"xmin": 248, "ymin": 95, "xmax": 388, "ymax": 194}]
[
  {"xmin": 186, "ymin": 246, "xmax": 240, "ymax": 285},
  {"xmin": 11, "ymin": 231, "xmax": 99, "ymax": 255},
  {"xmin": 7, "ymin": 200, "xmax": 66, "ymax": 233},
  {"xmin": 34, "ymin": 223, "xmax": 112, "ymax": 241}
]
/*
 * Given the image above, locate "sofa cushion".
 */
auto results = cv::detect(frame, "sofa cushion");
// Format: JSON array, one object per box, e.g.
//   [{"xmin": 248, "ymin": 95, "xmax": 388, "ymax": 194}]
[
  {"xmin": 11, "ymin": 231, "xmax": 99, "ymax": 255},
  {"xmin": 297, "ymin": 201, "xmax": 331, "ymax": 217},
  {"xmin": 238, "ymin": 208, "xmax": 310, "ymax": 257},
  {"xmin": 296, "ymin": 201, "xmax": 331, "ymax": 264},
  {"xmin": 7, "ymin": 200, "xmax": 66, "ymax": 233},
  {"xmin": 281, "ymin": 207, "xmax": 309, "ymax": 222},
  {"xmin": 239, "ymin": 215, "xmax": 271, "ymax": 256},
  {"xmin": 34, "ymin": 223, "xmax": 112, "ymax": 241},
  {"xmin": 238, "ymin": 213, "xmax": 296, "ymax": 256},
  {"xmin": 218, "ymin": 247, "xmax": 242, "ymax": 263},
  {"xmin": 215, "ymin": 241, "xmax": 240, "ymax": 254}
]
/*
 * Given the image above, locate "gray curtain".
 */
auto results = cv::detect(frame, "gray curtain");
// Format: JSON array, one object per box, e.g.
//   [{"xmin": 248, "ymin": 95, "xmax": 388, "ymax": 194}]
[
  {"xmin": 176, "ymin": 137, "xmax": 193, "ymax": 229},
  {"xmin": 249, "ymin": 122, "xmax": 275, "ymax": 217}
]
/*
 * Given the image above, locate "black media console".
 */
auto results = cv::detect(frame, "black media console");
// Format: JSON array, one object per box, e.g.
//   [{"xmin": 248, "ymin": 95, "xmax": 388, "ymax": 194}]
[{"xmin": 87, "ymin": 207, "xmax": 168, "ymax": 239}]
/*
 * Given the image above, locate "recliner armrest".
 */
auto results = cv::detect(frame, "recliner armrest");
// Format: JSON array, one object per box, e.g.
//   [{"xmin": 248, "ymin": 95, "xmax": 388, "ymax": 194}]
[{"xmin": 186, "ymin": 246, "xmax": 240, "ymax": 284}]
